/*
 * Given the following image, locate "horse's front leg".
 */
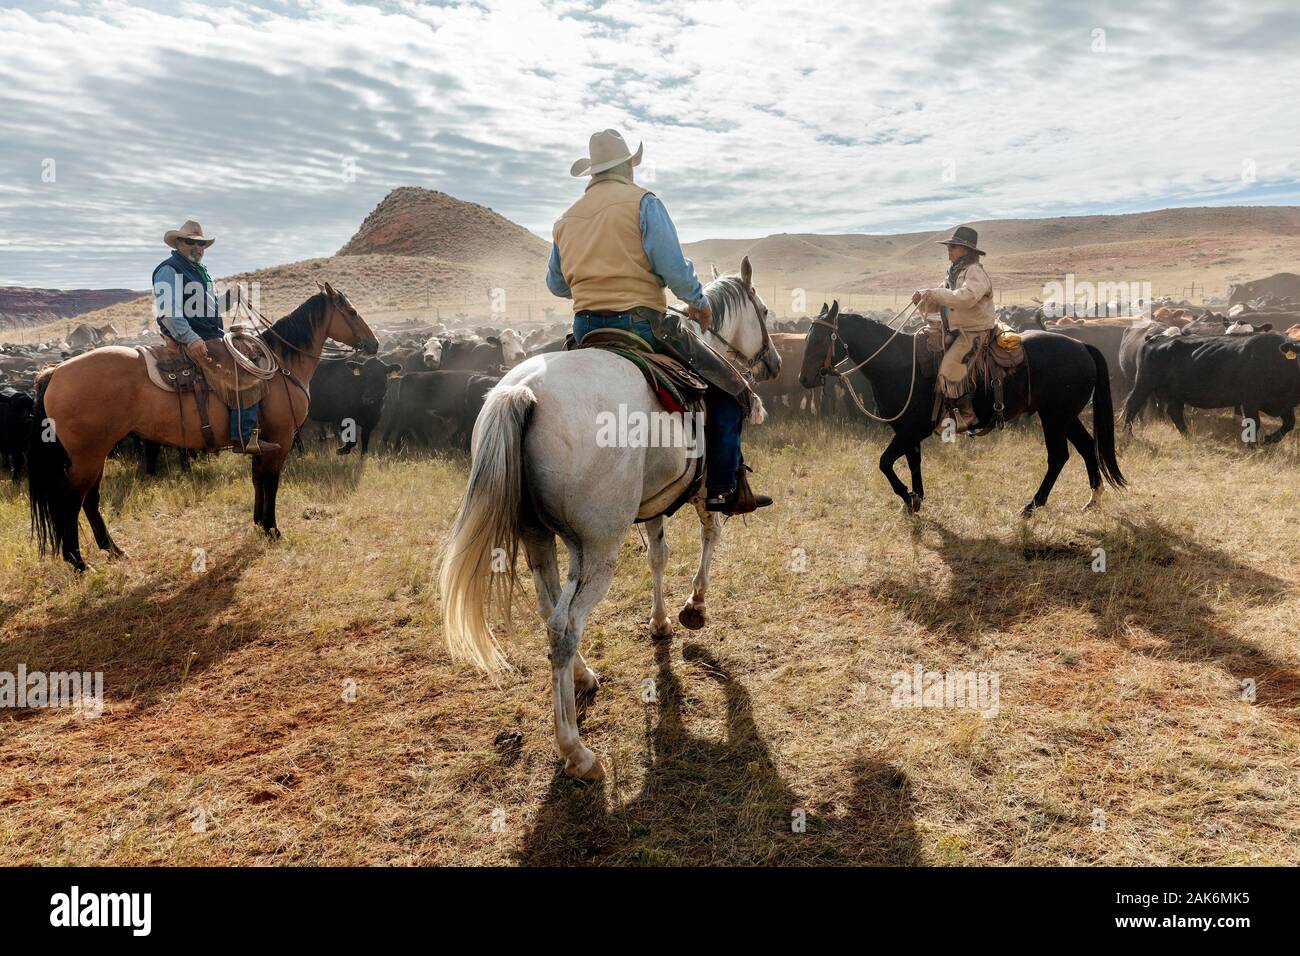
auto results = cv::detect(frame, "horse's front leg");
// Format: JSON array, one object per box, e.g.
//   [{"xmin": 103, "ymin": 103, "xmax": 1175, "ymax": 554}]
[
  {"xmin": 644, "ymin": 516, "xmax": 673, "ymax": 639},
  {"xmin": 678, "ymin": 501, "xmax": 721, "ymax": 630},
  {"xmin": 253, "ymin": 448, "xmax": 288, "ymax": 539},
  {"xmin": 879, "ymin": 432, "xmax": 916, "ymax": 511},
  {"xmin": 904, "ymin": 443, "xmax": 924, "ymax": 513},
  {"xmin": 251, "ymin": 456, "xmax": 265, "ymax": 528}
]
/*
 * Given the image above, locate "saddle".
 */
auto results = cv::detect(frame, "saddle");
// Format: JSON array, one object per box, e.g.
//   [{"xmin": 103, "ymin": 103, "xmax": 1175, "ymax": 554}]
[
  {"xmin": 924, "ymin": 321, "xmax": 1028, "ymax": 431},
  {"xmin": 570, "ymin": 327, "xmax": 708, "ymax": 412},
  {"xmin": 137, "ymin": 335, "xmax": 276, "ymax": 449},
  {"xmin": 570, "ymin": 326, "xmax": 708, "ymax": 519}
]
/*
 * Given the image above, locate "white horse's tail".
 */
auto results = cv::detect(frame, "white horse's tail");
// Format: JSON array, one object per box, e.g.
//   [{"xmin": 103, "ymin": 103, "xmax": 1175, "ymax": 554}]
[{"xmin": 438, "ymin": 384, "xmax": 536, "ymax": 673}]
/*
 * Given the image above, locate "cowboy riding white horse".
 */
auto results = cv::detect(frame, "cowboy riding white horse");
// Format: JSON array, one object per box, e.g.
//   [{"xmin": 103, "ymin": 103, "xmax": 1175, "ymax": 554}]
[{"xmin": 438, "ymin": 133, "xmax": 779, "ymax": 780}]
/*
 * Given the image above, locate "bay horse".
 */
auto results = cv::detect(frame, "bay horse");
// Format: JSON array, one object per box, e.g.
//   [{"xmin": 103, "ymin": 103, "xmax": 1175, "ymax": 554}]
[
  {"xmin": 798, "ymin": 301, "xmax": 1125, "ymax": 515},
  {"xmin": 439, "ymin": 258, "xmax": 780, "ymax": 781},
  {"xmin": 27, "ymin": 282, "xmax": 378, "ymax": 570}
]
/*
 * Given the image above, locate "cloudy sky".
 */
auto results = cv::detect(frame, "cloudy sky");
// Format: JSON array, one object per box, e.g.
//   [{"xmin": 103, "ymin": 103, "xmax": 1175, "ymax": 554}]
[{"xmin": 1, "ymin": 0, "xmax": 1297, "ymax": 289}]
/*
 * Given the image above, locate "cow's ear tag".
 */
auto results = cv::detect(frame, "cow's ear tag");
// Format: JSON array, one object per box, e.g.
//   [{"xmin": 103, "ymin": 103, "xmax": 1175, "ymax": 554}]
[
  {"xmin": 353, "ymin": 368, "xmax": 361, "ymax": 376},
  {"xmin": 1287, "ymin": 350, "xmax": 1297, "ymax": 360}
]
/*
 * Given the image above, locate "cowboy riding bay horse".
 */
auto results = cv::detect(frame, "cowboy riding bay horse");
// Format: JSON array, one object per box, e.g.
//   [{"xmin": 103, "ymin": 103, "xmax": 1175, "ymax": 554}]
[
  {"xmin": 799, "ymin": 301, "xmax": 1125, "ymax": 515},
  {"xmin": 439, "ymin": 259, "xmax": 780, "ymax": 781},
  {"xmin": 27, "ymin": 282, "xmax": 378, "ymax": 570}
]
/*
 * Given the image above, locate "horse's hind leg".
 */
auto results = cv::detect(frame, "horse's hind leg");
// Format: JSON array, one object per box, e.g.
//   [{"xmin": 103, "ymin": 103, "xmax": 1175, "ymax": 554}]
[
  {"xmin": 679, "ymin": 501, "xmax": 722, "ymax": 630},
  {"xmin": 83, "ymin": 473, "xmax": 126, "ymax": 558},
  {"xmin": 60, "ymin": 457, "xmax": 108, "ymax": 571},
  {"xmin": 644, "ymin": 515, "xmax": 673, "ymax": 640},
  {"xmin": 548, "ymin": 536, "xmax": 619, "ymax": 781},
  {"xmin": 523, "ymin": 522, "xmax": 596, "ymax": 692},
  {"xmin": 1022, "ymin": 417, "xmax": 1070, "ymax": 516},
  {"xmin": 1066, "ymin": 417, "xmax": 1104, "ymax": 510}
]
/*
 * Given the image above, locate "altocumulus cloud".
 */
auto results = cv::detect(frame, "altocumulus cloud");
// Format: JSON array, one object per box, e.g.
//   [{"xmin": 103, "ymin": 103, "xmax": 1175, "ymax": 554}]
[{"xmin": 1, "ymin": 0, "xmax": 1297, "ymax": 287}]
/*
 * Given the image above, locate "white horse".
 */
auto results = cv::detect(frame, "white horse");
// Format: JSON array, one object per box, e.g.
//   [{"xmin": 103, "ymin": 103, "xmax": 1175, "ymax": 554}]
[{"xmin": 439, "ymin": 257, "xmax": 780, "ymax": 780}]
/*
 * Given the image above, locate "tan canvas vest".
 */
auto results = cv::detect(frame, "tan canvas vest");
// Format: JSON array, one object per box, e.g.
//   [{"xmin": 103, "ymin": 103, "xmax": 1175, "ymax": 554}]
[{"xmin": 553, "ymin": 177, "xmax": 668, "ymax": 314}]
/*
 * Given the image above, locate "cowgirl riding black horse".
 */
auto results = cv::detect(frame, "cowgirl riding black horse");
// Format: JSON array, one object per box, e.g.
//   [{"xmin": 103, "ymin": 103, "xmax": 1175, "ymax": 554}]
[{"xmin": 798, "ymin": 301, "xmax": 1125, "ymax": 515}]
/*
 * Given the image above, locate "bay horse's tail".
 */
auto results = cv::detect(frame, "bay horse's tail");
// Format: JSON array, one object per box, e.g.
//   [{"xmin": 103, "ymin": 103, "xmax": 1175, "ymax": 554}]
[
  {"xmin": 27, "ymin": 368, "xmax": 72, "ymax": 556},
  {"xmin": 437, "ymin": 384, "xmax": 536, "ymax": 673},
  {"xmin": 1085, "ymin": 345, "xmax": 1126, "ymax": 490}
]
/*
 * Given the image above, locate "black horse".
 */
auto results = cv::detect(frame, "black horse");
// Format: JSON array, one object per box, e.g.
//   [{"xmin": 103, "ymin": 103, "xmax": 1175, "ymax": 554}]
[{"xmin": 798, "ymin": 301, "xmax": 1125, "ymax": 515}]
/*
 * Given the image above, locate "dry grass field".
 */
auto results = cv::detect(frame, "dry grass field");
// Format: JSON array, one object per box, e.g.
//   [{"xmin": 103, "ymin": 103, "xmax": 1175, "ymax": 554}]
[{"xmin": 1, "ymin": 410, "xmax": 1298, "ymax": 865}]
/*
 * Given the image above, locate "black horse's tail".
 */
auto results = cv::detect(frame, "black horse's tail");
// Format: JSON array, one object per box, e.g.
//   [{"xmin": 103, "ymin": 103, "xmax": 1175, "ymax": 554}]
[
  {"xmin": 27, "ymin": 371, "xmax": 73, "ymax": 556},
  {"xmin": 1085, "ymin": 345, "xmax": 1126, "ymax": 490}
]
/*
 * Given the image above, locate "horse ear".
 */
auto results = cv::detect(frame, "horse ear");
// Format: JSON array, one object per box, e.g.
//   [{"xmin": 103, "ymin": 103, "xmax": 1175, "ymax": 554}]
[
  {"xmin": 322, "ymin": 280, "xmax": 336, "ymax": 297},
  {"xmin": 740, "ymin": 255, "xmax": 752, "ymax": 288},
  {"xmin": 316, "ymin": 280, "xmax": 325, "ymax": 292},
  {"xmin": 710, "ymin": 263, "xmax": 720, "ymax": 281},
  {"xmin": 828, "ymin": 300, "xmax": 840, "ymax": 320}
]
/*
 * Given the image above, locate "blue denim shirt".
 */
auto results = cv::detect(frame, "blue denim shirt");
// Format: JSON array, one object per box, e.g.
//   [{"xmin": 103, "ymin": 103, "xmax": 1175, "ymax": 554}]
[
  {"xmin": 546, "ymin": 192, "xmax": 706, "ymax": 309},
  {"xmin": 152, "ymin": 261, "xmax": 225, "ymax": 345}
]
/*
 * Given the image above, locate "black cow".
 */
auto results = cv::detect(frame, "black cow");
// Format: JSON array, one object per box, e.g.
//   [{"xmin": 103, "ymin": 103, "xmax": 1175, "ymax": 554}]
[
  {"xmin": 1123, "ymin": 332, "xmax": 1300, "ymax": 443},
  {"xmin": 381, "ymin": 370, "xmax": 500, "ymax": 450},
  {"xmin": 1051, "ymin": 323, "xmax": 1127, "ymax": 394},
  {"xmin": 437, "ymin": 337, "xmax": 507, "ymax": 373},
  {"xmin": 0, "ymin": 387, "xmax": 35, "ymax": 480},
  {"xmin": 1118, "ymin": 319, "xmax": 1168, "ymax": 402},
  {"xmin": 308, "ymin": 357, "xmax": 400, "ymax": 455}
]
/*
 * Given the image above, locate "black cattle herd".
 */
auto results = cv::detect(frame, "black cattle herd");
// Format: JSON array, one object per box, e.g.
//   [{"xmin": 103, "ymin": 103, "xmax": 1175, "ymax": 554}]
[{"xmin": 1, "ymin": 285, "xmax": 1299, "ymax": 486}]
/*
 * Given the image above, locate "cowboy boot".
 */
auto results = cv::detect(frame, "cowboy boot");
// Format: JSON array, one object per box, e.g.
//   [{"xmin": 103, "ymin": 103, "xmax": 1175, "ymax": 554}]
[
  {"xmin": 952, "ymin": 393, "xmax": 979, "ymax": 432},
  {"xmin": 231, "ymin": 427, "xmax": 280, "ymax": 455},
  {"xmin": 706, "ymin": 462, "xmax": 773, "ymax": 514}
]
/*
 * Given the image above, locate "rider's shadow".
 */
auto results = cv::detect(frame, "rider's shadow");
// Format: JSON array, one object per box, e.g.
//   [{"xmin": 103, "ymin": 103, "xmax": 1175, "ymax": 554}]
[
  {"xmin": 880, "ymin": 515, "xmax": 1300, "ymax": 719},
  {"xmin": 0, "ymin": 540, "xmax": 264, "ymax": 713},
  {"xmin": 516, "ymin": 641, "xmax": 921, "ymax": 865}
]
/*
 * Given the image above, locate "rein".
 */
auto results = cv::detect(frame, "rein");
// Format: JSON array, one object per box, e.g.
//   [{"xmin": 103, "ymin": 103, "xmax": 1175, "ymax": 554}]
[{"xmin": 812, "ymin": 302, "xmax": 922, "ymax": 424}]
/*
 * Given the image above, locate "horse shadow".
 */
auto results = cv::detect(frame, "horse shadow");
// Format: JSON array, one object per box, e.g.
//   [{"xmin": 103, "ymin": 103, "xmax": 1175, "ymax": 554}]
[
  {"xmin": 515, "ymin": 641, "xmax": 921, "ymax": 865},
  {"xmin": 877, "ymin": 515, "xmax": 1300, "ymax": 718},
  {"xmin": 0, "ymin": 540, "xmax": 266, "ymax": 714}
]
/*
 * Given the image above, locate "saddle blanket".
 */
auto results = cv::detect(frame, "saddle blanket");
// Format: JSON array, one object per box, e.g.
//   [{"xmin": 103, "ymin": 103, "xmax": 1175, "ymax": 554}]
[{"xmin": 571, "ymin": 327, "xmax": 708, "ymax": 414}]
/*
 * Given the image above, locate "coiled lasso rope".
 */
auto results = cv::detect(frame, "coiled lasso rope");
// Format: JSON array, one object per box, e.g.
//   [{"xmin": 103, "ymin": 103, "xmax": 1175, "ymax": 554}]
[{"xmin": 220, "ymin": 298, "xmax": 280, "ymax": 382}]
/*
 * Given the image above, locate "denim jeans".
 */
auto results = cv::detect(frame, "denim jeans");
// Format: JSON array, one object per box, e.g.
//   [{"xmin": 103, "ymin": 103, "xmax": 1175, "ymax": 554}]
[
  {"xmin": 231, "ymin": 403, "xmax": 259, "ymax": 445},
  {"xmin": 704, "ymin": 389, "xmax": 743, "ymax": 496},
  {"xmin": 573, "ymin": 311, "xmax": 658, "ymax": 350}
]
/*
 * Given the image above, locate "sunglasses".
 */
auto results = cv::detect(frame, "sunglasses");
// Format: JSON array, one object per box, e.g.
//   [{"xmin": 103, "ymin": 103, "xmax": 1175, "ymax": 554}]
[{"xmin": 179, "ymin": 239, "xmax": 206, "ymax": 247}]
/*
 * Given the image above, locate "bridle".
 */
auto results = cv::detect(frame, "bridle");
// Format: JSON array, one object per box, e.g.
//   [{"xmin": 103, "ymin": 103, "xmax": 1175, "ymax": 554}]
[
  {"xmin": 670, "ymin": 281, "xmax": 776, "ymax": 375},
  {"xmin": 809, "ymin": 301, "xmax": 922, "ymax": 424},
  {"xmin": 231, "ymin": 288, "xmax": 375, "ymax": 402}
]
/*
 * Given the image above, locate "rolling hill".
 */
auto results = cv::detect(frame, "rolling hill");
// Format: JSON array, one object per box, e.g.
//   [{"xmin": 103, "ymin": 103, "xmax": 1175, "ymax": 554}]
[{"xmin": 9, "ymin": 198, "xmax": 1299, "ymax": 342}]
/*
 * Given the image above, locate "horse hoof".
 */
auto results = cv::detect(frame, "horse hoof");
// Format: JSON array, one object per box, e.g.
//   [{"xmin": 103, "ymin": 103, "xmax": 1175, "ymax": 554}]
[
  {"xmin": 650, "ymin": 620, "xmax": 675, "ymax": 642},
  {"xmin": 678, "ymin": 605, "xmax": 706, "ymax": 630},
  {"xmin": 108, "ymin": 547, "xmax": 129, "ymax": 561},
  {"xmin": 564, "ymin": 749, "xmax": 605, "ymax": 782},
  {"xmin": 1019, "ymin": 503, "xmax": 1038, "ymax": 518},
  {"xmin": 574, "ymin": 667, "xmax": 600, "ymax": 694},
  {"xmin": 907, "ymin": 493, "xmax": 923, "ymax": 514},
  {"xmin": 264, "ymin": 527, "xmax": 281, "ymax": 541}
]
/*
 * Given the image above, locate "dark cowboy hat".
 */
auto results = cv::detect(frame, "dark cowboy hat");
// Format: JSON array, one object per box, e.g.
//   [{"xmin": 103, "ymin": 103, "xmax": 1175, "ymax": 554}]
[{"xmin": 936, "ymin": 225, "xmax": 984, "ymax": 256}]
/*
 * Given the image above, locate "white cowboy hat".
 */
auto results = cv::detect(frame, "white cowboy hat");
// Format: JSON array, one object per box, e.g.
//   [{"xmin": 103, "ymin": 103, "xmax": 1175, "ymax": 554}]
[
  {"xmin": 570, "ymin": 129, "xmax": 643, "ymax": 177},
  {"xmin": 164, "ymin": 218, "xmax": 215, "ymax": 249}
]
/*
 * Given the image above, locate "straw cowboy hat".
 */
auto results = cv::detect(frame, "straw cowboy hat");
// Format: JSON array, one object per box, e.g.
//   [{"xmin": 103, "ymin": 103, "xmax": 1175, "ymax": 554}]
[
  {"xmin": 164, "ymin": 218, "xmax": 215, "ymax": 249},
  {"xmin": 570, "ymin": 129, "xmax": 643, "ymax": 177},
  {"xmin": 936, "ymin": 225, "xmax": 984, "ymax": 256}
]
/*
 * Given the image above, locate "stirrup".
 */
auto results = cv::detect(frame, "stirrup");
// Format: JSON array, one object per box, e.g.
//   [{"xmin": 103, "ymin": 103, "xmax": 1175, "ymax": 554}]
[
  {"xmin": 705, "ymin": 490, "xmax": 773, "ymax": 514},
  {"xmin": 232, "ymin": 428, "xmax": 280, "ymax": 455}
]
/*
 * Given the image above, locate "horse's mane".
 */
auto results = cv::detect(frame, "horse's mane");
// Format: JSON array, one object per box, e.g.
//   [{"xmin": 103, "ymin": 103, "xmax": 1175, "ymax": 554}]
[
  {"xmin": 264, "ymin": 292, "xmax": 327, "ymax": 356},
  {"xmin": 703, "ymin": 275, "xmax": 753, "ymax": 339}
]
